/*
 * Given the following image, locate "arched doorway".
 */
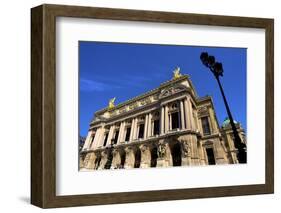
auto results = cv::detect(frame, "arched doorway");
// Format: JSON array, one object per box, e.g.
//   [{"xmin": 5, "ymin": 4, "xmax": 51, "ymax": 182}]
[
  {"xmin": 120, "ymin": 151, "xmax": 126, "ymax": 169},
  {"xmin": 150, "ymin": 146, "xmax": 158, "ymax": 167},
  {"xmin": 171, "ymin": 143, "xmax": 182, "ymax": 166},
  {"xmin": 94, "ymin": 156, "xmax": 101, "ymax": 169},
  {"xmin": 134, "ymin": 148, "xmax": 141, "ymax": 168},
  {"xmin": 104, "ymin": 150, "xmax": 113, "ymax": 169}
]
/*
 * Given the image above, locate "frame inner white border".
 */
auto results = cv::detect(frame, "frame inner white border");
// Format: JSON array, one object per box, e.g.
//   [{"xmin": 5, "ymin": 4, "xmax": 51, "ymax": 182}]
[{"xmin": 56, "ymin": 17, "xmax": 265, "ymax": 195}]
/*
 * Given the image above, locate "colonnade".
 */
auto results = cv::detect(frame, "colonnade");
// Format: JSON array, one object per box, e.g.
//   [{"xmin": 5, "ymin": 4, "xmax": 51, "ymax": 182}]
[{"xmin": 83, "ymin": 96, "xmax": 198, "ymax": 151}]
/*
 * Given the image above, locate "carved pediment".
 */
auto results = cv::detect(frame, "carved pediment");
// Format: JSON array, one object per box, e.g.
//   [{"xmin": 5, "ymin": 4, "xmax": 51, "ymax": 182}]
[
  {"xmin": 159, "ymin": 84, "xmax": 187, "ymax": 98},
  {"xmin": 198, "ymin": 106, "xmax": 209, "ymax": 116}
]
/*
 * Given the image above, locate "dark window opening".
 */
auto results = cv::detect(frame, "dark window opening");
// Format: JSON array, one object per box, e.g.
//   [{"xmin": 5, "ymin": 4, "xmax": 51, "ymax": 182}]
[
  {"xmin": 138, "ymin": 123, "xmax": 144, "ymax": 139},
  {"xmin": 206, "ymin": 148, "xmax": 216, "ymax": 165},
  {"xmin": 113, "ymin": 130, "xmax": 119, "ymax": 144},
  {"xmin": 153, "ymin": 120, "xmax": 160, "ymax": 135},
  {"xmin": 134, "ymin": 149, "xmax": 141, "ymax": 168},
  {"xmin": 171, "ymin": 112, "xmax": 179, "ymax": 130},
  {"xmin": 202, "ymin": 117, "xmax": 211, "ymax": 135},
  {"xmin": 171, "ymin": 143, "xmax": 182, "ymax": 166},
  {"xmin": 125, "ymin": 127, "xmax": 131, "ymax": 141},
  {"xmin": 103, "ymin": 133, "xmax": 108, "ymax": 146},
  {"xmin": 150, "ymin": 147, "xmax": 158, "ymax": 167}
]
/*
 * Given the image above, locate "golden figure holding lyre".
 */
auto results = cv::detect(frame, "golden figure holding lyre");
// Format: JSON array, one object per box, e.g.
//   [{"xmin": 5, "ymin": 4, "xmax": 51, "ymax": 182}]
[{"xmin": 108, "ymin": 97, "xmax": 116, "ymax": 109}]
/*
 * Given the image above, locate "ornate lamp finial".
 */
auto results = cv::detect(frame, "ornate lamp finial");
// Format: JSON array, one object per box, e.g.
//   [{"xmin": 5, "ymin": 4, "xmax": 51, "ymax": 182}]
[
  {"xmin": 173, "ymin": 67, "xmax": 182, "ymax": 79},
  {"xmin": 108, "ymin": 97, "xmax": 116, "ymax": 109}
]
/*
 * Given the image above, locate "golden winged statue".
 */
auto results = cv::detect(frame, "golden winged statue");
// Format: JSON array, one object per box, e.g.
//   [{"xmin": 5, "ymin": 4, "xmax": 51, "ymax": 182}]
[
  {"xmin": 173, "ymin": 66, "xmax": 182, "ymax": 79},
  {"xmin": 108, "ymin": 97, "xmax": 116, "ymax": 109}
]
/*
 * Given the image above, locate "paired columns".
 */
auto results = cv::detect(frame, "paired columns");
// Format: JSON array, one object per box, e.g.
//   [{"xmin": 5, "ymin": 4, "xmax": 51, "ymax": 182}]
[
  {"xmin": 183, "ymin": 97, "xmax": 196, "ymax": 131},
  {"xmin": 159, "ymin": 96, "xmax": 195, "ymax": 134},
  {"xmin": 88, "ymin": 96, "xmax": 196, "ymax": 148}
]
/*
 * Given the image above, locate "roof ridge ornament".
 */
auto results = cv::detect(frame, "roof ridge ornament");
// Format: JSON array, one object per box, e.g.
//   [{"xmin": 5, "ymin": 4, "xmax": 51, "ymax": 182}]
[{"xmin": 173, "ymin": 66, "xmax": 182, "ymax": 79}]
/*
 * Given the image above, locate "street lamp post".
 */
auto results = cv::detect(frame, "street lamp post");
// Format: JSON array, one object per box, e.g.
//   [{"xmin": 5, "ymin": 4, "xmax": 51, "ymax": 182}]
[{"xmin": 200, "ymin": 52, "xmax": 246, "ymax": 163}]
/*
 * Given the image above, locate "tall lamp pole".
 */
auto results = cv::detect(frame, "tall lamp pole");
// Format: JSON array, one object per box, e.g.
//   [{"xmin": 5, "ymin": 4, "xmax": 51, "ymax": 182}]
[{"xmin": 200, "ymin": 52, "xmax": 246, "ymax": 163}]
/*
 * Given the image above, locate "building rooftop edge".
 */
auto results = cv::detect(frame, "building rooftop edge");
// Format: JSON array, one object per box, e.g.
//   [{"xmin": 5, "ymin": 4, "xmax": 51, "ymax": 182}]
[{"xmin": 94, "ymin": 75, "xmax": 190, "ymax": 115}]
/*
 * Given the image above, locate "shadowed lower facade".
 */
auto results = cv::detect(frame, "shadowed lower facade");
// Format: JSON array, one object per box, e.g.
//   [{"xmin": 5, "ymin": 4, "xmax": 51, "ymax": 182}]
[{"xmin": 80, "ymin": 71, "xmax": 246, "ymax": 170}]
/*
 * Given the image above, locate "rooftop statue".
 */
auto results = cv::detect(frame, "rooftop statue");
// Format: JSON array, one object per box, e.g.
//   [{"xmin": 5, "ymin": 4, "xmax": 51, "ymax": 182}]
[
  {"xmin": 173, "ymin": 66, "xmax": 182, "ymax": 79},
  {"xmin": 108, "ymin": 97, "xmax": 116, "ymax": 109}
]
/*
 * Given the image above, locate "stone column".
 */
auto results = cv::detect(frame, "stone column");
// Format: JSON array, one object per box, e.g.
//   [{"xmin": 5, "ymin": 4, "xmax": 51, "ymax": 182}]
[
  {"xmin": 160, "ymin": 106, "xmax": 165, "ymax": 135},
  {"xmin": 208, "ymin": 108, "xmax": 218, "ymax": 134},
  {"xmin": 180, "ymin": 100, "xmax": 185, "ymax": 129},
  {"xmin": 147, "ymin": 113, "xmax": 152, "ymax": 137},
  {"xmin": 169, "ymin": 113, "xmax": 172, "ymax": 130},
  {"xmin": 180, "ymin": 138, "xmax": 192, "ymax": 166},
  {"xmin": 133, "ymin": 118, "xmax": 138, "ymax": 140},
  {"xmin": 164, "ymin": 105, "xmax": 169, "ymax": 133},
  {"xmin": 198, "ymin": 141, "xmax": 207, "ymax": 165},
  {"xmin": 189, "ymin": 135, "xmax": 200, "ymax": 165},
  {"xmin": 143, "ymin": 114, "xmax": 148, "ymax": 139},
  {"xmin": 194, "ymin": 110, "xmax": 199, "ymax": 131},
  {"xmin": 129, "ymin": 119, "xmax": 135, "ymax": 141},
  {"xmin": 83, "ymin": 131, "xmax": 93, "ymax": 150},
  {"xmin": 213, "ymin": 139, "xmax": 228, "ymax": 164},
  {"xmin": 118, "ymin": 122, "xmax": 125, "ymax": 144},
  {"xmin": 184, "ymin": 98, "xmax": 191, "ymax": 130},
  {"xmin": 106, "ymin": 125, "xmax": 115, "ymax": 146},
  {"xmin": 96, "ymin": 128, "xmax": 105, "ymax": 148},
  {"xmin": 92, "ymin": 128, "xmax": 102, "ymax": 148},
  {"xmin": 188, "ymin": 99, "xmax": 196, "ymax": 131}
]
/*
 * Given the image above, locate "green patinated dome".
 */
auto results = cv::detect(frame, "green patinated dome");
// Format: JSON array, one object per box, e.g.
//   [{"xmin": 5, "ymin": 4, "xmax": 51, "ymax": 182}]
[{"xmin": 222, "ymin": 117, "xmax": 238, "ymax": 128}]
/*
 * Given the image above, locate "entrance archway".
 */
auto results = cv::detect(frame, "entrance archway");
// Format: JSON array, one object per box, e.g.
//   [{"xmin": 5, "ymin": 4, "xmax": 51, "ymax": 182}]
[
  {"xmin": 134, "ymin": 148, "xmax": 141, "ymax": 168},
  {"xmin": 94, "ymin": 155, "xmax": 101, "ymax": 169},
  {"xmin": 171, "ymin": 142, "xmax": 182, "ymax": 166},
  {"xmin": 150, "ymin": 146, "xmax": 158, "ymax": 167},
  {"xmin": 104, "ymin": 150, "xmax": 113, "ymax": 169},
  {"xmin": 120, "ymin": 150, "xmax": 126, "ymax": 169}
]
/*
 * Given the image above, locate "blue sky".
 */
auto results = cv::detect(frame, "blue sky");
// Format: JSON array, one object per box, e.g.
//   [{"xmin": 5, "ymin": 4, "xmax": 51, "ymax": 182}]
[{"xmin": 79, "ymin": 41, "xmax": 246, "ymax": 137}]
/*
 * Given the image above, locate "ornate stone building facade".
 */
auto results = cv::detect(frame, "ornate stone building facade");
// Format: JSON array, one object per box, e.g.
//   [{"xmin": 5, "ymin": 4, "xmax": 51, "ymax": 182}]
[{"xmin": 80, "ymin": 70, "xmax": 246, "ymax": 170}]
